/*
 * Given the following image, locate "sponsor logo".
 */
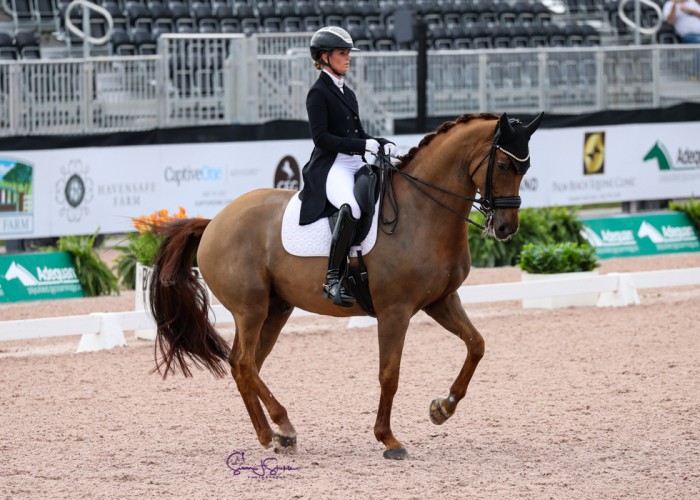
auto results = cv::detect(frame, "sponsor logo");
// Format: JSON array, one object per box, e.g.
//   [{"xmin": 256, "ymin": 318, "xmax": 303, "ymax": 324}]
[
  {"xmin": 581, "ymin": 226, "xmax": 636, "ymax": 248},
  {"xmin": 274, "ymin": 156, "xmax": 301, "ymax": 190},
  {"xmin": 583, "ymin": 132, "xmax": 605, "ymax": 175},
  {"xmin": 0, "ymin": 157, "xmax": 34, "ymax": 235},
  {"xmin": 164, "ymin": 165, "xmax": 224, "ymax": 186},
  {"xmin": 643, "ymin": 141, "xmax": 700, "ymax": 171},
  {"xmin": 4, "ymin": 261, "xmax": 79, "ymax": 287},
  {"xmin": 637, "ymin": 220, "xmax": 697, "ymax": 244},
  {"xmin": 96, "ymin": 181, "xmax": 156, "ymax": 207},
  {"xmin": 56, "ymin": 159, "xmax": 94, "ymax": 222},
  {"xmin": 582, "ymin": 214, "xmax": 699, "ymax": 258}
]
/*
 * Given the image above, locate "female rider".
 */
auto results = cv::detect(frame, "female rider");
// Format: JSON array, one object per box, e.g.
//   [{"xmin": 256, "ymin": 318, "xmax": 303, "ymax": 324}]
[{"xmin": 298, "ymin": 26, "xmax": 398, "ymax": 307}]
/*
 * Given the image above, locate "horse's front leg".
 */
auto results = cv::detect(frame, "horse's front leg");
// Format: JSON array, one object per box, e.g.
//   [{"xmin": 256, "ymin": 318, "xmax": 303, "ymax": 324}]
[
  {"xmin": 374, "ymin": 308, "xmax": 412, "ymax": 460},
  {"xmin": 423, "ymin": 291, "xmax": 485, "ymax": 425}
]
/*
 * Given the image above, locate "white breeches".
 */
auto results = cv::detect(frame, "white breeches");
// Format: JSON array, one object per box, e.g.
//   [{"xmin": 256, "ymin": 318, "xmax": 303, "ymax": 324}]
[{"xmin": 325, "ymin": 153, "xmax": 364, "ymax": 219}]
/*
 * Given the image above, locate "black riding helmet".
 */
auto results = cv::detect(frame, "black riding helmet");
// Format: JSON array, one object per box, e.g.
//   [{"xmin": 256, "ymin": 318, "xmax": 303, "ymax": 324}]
[{"xmin": 309, "ymin": 26, "xmax": 359, "ymax": 66}]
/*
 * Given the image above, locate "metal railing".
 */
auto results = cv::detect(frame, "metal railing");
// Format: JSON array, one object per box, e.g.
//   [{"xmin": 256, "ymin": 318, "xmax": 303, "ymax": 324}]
[{"xmin": 1, "ymin": 33, "xmax": 699, "ymax": 138}]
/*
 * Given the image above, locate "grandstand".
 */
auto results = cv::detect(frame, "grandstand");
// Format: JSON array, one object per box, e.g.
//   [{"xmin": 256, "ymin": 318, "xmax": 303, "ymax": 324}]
[{"xmin": 0, "ymin": 0, "xmax": 698, "ymax": 136}]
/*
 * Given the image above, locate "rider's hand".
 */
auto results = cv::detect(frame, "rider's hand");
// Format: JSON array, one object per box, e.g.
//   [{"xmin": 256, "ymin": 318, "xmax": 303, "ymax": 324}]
[
  {"xmin": 384, "ymin": 142, "xmax": 399, "ymax": 158},
  {"xmin": 365, "ymin": 139, "xmax": 380, "ymax": 155}
]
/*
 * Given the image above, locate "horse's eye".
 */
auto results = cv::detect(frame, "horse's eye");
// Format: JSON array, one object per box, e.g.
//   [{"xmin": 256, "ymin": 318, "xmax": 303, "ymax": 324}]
[{"xmin": 497, "ymin": 161, "xmax": 510, "ymax": 171}]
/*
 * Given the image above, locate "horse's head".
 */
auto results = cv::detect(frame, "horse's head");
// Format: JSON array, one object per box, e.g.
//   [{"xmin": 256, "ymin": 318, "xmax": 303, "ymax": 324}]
[{"xmin": 472, "ymin": 112, "xmax": 543, "ymax": 241}]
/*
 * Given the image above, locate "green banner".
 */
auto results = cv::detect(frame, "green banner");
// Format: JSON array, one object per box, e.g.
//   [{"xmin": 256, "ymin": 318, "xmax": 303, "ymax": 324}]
[
  {"xmin": 0, "ymin": 252, "xmax": 84, "ymax": 302},
  {"xmin": 581, "ymin": 212, "xmax": 700, "ymax": 259}
]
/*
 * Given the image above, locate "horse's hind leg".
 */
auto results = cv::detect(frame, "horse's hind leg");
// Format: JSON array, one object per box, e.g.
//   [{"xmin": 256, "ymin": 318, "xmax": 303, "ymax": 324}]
[
  {"xmin": 256, "ymin": 296, "xmax": 297, "ymax": 452},
  {"xmin": 229, "ymin": 295, "xmax": 297, "ymax": 452},
  {"xmin": 423, "ymin": 292, "xmax": 485, "ymax": 425}
]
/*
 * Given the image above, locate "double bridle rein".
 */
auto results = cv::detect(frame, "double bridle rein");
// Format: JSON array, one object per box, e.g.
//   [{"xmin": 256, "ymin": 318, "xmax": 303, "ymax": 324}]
[{"xmin": 378, "ymin": 121, "xmax": 525, "ymax": 235}]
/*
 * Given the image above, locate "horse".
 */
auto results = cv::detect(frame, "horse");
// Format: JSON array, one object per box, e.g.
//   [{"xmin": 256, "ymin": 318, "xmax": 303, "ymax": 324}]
[{"xmin": 148, "ymin": 111, "xmax": 543, "ymax": 460}]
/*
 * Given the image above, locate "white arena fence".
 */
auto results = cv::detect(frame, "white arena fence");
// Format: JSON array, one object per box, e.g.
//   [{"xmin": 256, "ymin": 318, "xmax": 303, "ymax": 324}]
[{"xmin": 1, "ymin": 267, "xmax": 699, "ymax": 353}]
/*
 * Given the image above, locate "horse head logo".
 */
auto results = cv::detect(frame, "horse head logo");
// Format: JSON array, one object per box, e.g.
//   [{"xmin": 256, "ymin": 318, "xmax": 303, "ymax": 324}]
[
  {"xmin": 637, "ymin": 221, "xmax": 665, "ymax": 243},
  {"xmin": 4, "ymin": 261, "xmax": 39, "ymax": 286}
]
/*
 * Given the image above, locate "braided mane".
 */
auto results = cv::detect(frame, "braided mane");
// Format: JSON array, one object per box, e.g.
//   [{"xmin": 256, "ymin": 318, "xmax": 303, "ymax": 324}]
[{"xmin": 394, "ymin": 112, "xmax": 499, "ymax": 170}]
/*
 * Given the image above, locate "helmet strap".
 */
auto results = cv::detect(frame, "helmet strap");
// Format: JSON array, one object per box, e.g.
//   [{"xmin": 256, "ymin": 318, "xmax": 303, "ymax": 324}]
[{"xmin": 321, "ymin": 51, "xmax": 346, "ymax": 77}]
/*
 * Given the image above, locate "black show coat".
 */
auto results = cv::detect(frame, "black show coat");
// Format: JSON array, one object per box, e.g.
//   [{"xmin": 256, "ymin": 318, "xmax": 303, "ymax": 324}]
[{"xmin": 298, "ymin": 71, "xmax": 374, "ymax": 225}]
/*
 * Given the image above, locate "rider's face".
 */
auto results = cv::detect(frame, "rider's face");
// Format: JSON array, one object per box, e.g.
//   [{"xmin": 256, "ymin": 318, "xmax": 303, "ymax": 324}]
[{"xmin": 325, "ymin": 49, "xmax": 351, "ymax": 75}]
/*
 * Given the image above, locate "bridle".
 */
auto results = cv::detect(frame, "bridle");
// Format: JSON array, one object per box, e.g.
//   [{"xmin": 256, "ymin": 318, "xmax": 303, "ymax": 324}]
[{"xmin": 378, "ymin": 120, "xmax": 528, "ymax": 234}]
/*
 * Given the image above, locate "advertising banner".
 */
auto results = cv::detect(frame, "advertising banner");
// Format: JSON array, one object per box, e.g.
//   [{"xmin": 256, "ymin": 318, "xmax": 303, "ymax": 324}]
[
  {"xmin": 1, "ymin": 120, "xmax": 698, "ymax": 240},
  {"xmin": 0, "ymin": 251, "xmax": 84, "ymax": 302},
  {"xmin": 580, "ymin": 212, "xmax": 700, "ymax": 259},
  {"xmin": 524, "ymin": 121, "xmax": 700, "ymax": 208},
  {"xmin": 1, "ymin": 141, "xmax": 308, "ymax": 240}
]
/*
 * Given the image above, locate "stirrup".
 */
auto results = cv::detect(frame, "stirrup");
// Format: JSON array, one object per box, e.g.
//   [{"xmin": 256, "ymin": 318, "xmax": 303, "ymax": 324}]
[{"xmin": 322, "ymin": 273, "xmax": 355, "ymax": 307}]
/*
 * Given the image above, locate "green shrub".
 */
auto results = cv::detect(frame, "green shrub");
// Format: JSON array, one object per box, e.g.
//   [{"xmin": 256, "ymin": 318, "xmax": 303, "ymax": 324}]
[
  {"xmin": 468, "ymin": 206, "xmax": 585, "ymax": 267},
  {"xmin": 112, "ymin": 232, "xmax": 162, "ymax": 290},
  {"xmin": 669, "ymin": 197, "xmax": 700, "ymax": 234},
  {"xmin": 40, "ymin": 230, "xmax": 120, "ymax": 297},
  {"xmin": 517, "ymin": 242, "xmax": 599, "ymax": 274}
]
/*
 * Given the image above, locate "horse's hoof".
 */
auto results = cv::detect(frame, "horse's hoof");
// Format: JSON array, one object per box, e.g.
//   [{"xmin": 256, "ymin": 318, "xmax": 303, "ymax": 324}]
[
  {"xmin": 383, "ymin": 448, "xmax": 409, "ymax": 460},
  {"xmin": 429, "ymin": 397, "xmax": 451, "ymax": 425},
  {"xmin": 273, "ymin": 433, "xmax": 297, "ymax": 454}
]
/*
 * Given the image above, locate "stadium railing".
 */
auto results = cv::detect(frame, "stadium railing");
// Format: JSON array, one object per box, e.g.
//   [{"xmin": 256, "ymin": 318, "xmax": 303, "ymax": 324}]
[{"xmin": 0, "ymin": 32, "xmax": 698, "ymax": 138}]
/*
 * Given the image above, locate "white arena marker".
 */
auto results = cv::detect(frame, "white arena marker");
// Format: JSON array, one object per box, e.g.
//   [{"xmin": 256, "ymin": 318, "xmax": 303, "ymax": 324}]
[{"xmin": 76, "ymin": 313, "xmax": 128, "ymax": 353}]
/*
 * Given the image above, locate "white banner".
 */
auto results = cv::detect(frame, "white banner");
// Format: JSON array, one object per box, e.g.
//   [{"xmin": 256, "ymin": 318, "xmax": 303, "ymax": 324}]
[{"xmin": 1, "ymin": 120, "xmax": 698, "ymax": 239}]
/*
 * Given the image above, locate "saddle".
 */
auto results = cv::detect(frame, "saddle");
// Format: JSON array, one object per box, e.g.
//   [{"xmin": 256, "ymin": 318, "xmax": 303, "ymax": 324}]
[{"xmin": 326, "ymin": 163, "xmax": 381, "ymax": 317}]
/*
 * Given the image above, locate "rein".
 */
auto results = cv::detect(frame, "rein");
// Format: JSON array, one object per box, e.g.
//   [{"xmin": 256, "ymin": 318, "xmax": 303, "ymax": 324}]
[{"xmin": 378, "ymin": 122, "xmax": 522, "ymax": 235}]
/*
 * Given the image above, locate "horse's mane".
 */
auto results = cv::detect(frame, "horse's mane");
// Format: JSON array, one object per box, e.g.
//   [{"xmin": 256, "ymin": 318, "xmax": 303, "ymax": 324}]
[{"xmin": 394, "ymin": 112, "xmax": 499, "ymax": 170}]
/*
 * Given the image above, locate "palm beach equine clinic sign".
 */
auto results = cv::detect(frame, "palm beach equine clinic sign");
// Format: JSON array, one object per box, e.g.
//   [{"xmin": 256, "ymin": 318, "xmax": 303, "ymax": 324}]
[{"xmin": 0, "ymin": 252, "xmax": 84, "ymax": 302}]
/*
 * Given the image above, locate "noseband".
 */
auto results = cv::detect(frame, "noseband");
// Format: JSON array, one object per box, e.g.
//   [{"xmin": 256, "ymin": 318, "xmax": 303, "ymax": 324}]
[{"xmin": 379, "ymin": 120, "xmax": 526, "ymax": 234}]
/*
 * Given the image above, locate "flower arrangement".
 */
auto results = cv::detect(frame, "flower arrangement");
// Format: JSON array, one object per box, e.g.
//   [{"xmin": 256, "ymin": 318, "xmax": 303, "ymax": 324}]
[{"xmin": 113, "ymin": 207, "xmax": 193, "ymax": 289}]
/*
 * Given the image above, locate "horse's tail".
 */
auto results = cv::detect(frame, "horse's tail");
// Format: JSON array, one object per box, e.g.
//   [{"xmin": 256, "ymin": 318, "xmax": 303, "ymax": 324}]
[{"xmin": 149, "ymin": 218, "xmax": 230, "ymax": 379}]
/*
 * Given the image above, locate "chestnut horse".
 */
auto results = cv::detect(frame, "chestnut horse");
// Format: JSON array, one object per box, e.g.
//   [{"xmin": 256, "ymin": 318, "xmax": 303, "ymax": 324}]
[{"xmin": 148, "ymin": 112, "xmax": 543, "ymax": 460}]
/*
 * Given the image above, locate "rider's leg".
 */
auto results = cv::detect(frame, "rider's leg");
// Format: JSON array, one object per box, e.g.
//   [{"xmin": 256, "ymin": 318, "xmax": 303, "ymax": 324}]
[
  {"xmin": 323, "ymin": 158, "xmax": 361, "ymax": 306},
  {"xmin": 322, "ymin": 204, "xmax": 357, "ymax": 306},
  {"xmin": 325, "ymin": 158, "xmax": 362, "ymax": 219}
]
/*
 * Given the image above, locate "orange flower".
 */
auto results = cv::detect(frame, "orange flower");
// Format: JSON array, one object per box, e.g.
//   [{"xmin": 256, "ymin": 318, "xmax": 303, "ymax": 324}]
[{"xmin": 131, "ymin": 207, "xmax": 200, "ymax": 233}]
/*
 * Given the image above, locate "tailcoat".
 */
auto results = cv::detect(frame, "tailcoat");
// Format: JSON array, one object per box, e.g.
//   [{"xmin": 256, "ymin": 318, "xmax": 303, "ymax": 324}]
[{"xmin": 298, "ymin": 71, "xmax": 374, "ymax": 225}]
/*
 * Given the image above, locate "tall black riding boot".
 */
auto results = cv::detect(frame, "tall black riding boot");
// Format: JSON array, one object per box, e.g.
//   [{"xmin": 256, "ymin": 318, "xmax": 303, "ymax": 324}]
[{"xmin": 322, "ymin": 204, "xmax": 357, "ymax": 307}]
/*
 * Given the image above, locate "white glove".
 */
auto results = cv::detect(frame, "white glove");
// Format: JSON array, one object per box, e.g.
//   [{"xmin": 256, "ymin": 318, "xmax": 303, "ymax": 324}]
[
  {"xmin": 365, "ymin": 139, "xmax": 380, "ymax": 155},
  {"xmin": 384, "ymin": 142, "xmax": 399, "ymax": 158}
]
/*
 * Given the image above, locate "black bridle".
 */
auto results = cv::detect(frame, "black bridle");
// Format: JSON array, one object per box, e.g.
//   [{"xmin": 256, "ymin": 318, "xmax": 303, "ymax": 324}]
[{"xmin": 378, "ymin": 121, "xmax": 524, "ymax": 235}]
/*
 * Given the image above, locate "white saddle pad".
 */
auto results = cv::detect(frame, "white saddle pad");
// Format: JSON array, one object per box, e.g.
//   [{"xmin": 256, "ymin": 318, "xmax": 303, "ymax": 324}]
[{"xmin": 281, "ymin": 192, "xmax": 380, "ymax": 258}]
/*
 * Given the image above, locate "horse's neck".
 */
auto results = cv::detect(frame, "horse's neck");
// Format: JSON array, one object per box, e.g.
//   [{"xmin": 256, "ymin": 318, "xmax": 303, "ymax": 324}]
[{"xmin": 399, "ymin": 125, "xmax": 486, "ymax": 224}]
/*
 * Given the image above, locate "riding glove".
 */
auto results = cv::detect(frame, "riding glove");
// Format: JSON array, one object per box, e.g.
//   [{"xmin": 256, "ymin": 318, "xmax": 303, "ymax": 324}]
[
  {"xmin": 365, "ymin": 139, "xmax": 380, "ymax": 155},
  {"xmin": 384, "ymin": 142, "xmax": 399, "ymax": 157}
]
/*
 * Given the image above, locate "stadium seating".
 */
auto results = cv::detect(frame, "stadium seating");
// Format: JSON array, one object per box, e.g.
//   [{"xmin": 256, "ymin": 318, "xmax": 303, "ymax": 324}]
[{"xmin": 0, "ymin": 0, "xmax": 681, "ymax": 60}]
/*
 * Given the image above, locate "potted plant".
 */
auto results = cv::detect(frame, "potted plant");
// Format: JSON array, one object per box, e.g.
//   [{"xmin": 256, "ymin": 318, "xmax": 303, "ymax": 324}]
[{"xmin": 517, "ymin": 241, "xmax": 600, "ymax": 309}]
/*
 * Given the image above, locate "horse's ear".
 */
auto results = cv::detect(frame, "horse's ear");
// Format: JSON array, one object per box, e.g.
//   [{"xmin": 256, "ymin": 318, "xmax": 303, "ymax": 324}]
[
  {"xmin": 499, "ymin": 112, "xmax": 515, "ymax": 141},
  {"xmin": 525, "ymin": 112, "xmax": 544, "ymax": 136}
]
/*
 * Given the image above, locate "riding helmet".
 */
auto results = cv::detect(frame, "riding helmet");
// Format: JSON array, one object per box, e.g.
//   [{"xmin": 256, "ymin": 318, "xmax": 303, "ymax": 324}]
[{"xmin": 309, "ymin": 26, "xmax": 359, "ymax": 62}]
